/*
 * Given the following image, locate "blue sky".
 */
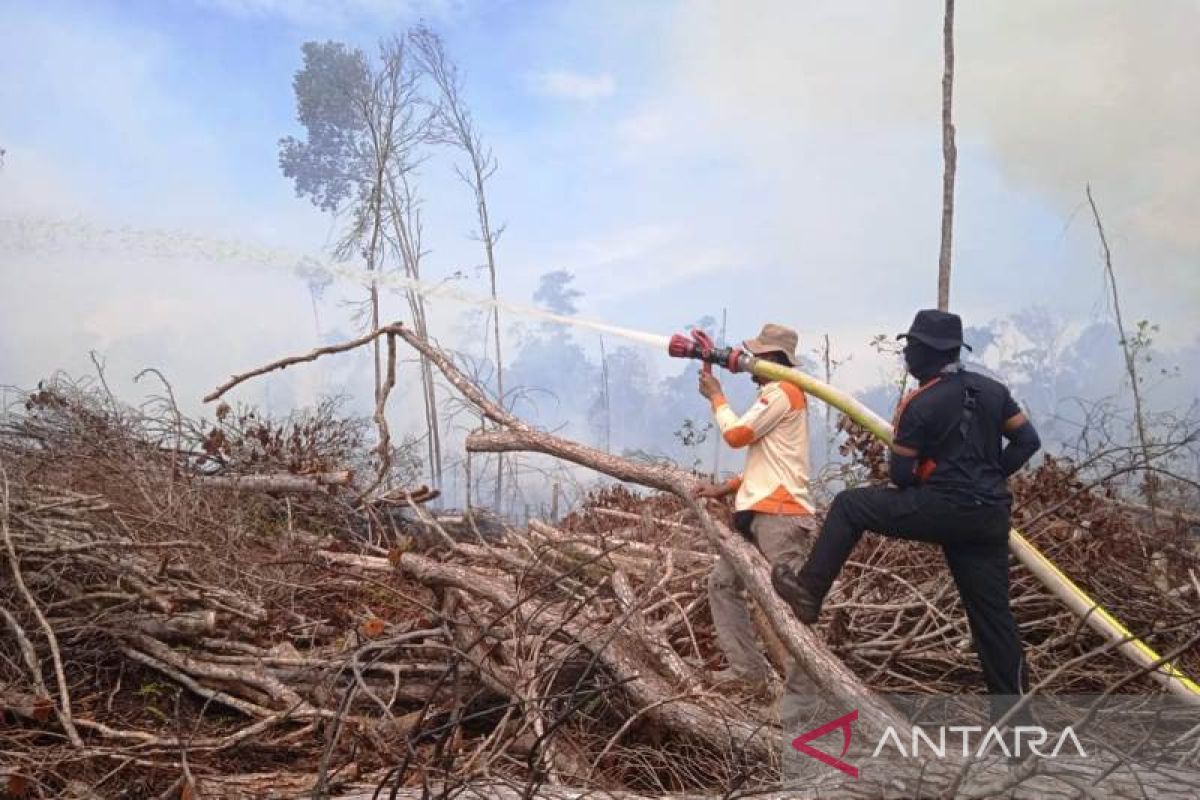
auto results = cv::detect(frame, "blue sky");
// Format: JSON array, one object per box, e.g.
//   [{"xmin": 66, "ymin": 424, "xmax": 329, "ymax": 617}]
[{"xmin": 2, "ymin": 0, "xmax": 1196, "ymax": 420}]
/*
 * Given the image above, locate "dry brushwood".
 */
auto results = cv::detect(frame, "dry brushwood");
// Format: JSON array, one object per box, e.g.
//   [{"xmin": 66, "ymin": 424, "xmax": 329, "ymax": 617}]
[{"xmin": 1, "ymin": 334, "xmax": 1198, "ymax": 797}]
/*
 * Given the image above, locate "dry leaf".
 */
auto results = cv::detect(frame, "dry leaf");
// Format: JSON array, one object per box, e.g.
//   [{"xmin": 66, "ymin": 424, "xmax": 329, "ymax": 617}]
[
  {"xmin": 31, "ymin": 696, "xmax": 53, "ymax": 722},
  {"xmin": 5, "ymin": 774, "xmax": 30, "ymax": 797},
  {"xmin": 359, "ymin": 617, "xmax": 386, "ymax": 639}
]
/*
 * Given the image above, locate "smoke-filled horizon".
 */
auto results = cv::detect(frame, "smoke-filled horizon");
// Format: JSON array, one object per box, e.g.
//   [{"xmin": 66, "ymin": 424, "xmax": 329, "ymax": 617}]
[
  {"xmin": 2, "ymin": 1, "xmax": 1197, "ymax": 513},
  {"xmin": 0, "ymin": 216, "xmax": 674, "ymax": 352}
]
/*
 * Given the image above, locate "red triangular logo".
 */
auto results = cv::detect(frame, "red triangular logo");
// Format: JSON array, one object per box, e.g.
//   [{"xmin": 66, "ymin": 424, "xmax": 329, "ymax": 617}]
[{"xmin": 791, "ymin": 709, "xmax": 859, "ymax": 778}]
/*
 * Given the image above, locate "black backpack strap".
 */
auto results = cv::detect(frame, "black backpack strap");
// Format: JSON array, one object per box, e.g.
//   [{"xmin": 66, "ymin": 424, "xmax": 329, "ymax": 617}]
[
  {"xmin": 925, "ymin": 370, "xmax": 972, "ymax": 456},
  {"xmin": 959, "ymin": 381, "xmax": 980, "ymax": 439}
]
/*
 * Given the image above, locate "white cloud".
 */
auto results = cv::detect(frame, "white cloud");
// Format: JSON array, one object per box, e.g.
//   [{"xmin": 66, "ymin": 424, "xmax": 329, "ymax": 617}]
[
  {"xmin": 4, "ymin": 0, "xmax": 1196, "ymax": 427},
  {"xmin": 616, "ymin": 110, "xmax": 669, "ymax": 147},
  {"xmin": 668, "ymin": 0, "xmax": 1200, "ymax": 304},
  {"xmin": 0, "ymin": 6, "xmax": 236, "ymax": 229},
  {"xmin": 538, "ymin": 223, "xmax": 733, "ymax": 302},
  {"xmin": 529, "ymin": 70, "xmax": 616, "ymax": 102},
  {"xmin": 571, "ymin": 222, "xmax": 678, "ymax": 265},
  {"xmin": 195, "ymin": 0, "xmax": 466, "ymax": 27},
  {"xmin": 0, "ymin": 146, "xmax": 89, "ymax": 218}
]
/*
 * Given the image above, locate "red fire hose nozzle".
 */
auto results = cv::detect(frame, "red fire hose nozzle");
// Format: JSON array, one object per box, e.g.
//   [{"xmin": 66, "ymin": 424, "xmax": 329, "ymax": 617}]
[{"xmin": 667, "ymin": 330, "xmax": 746, "ymax": 373}]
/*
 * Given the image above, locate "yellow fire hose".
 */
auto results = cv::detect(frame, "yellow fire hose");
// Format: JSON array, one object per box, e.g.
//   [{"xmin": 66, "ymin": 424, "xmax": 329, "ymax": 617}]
[{"xmin": 747, "ymin": 357, "xmax": 1200, "ymax": 704}]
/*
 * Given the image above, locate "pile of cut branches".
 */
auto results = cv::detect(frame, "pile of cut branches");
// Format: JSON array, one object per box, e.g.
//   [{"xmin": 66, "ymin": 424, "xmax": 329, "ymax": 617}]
[
  {"xmin": 2, "ymin": 334, "xmax": 1198, "ymax": 798},
  {"xmin": 0, "ymin": 379, "xmax": 788, "ymax": 798}
]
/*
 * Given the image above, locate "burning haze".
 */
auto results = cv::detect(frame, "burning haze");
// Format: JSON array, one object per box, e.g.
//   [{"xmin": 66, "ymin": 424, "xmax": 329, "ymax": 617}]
[{"xmin": 1, "ymin": 0, "xmax": 1197, "ymax": 507}]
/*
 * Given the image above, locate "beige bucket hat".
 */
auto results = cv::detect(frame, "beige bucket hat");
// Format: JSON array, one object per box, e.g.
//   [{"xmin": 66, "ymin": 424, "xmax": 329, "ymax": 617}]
[{"xmin": 743, "ymin": 323, "xmax": 798, "ymax": 367}]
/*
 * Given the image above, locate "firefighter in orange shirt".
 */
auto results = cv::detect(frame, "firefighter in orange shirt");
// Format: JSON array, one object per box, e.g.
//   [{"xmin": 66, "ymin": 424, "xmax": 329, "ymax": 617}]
[{"xmin": 693, "ymin": 323, "xmax": 817, "ymax": 691}]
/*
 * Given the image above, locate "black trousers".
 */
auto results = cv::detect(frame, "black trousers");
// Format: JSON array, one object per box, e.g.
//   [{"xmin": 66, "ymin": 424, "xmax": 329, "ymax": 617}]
[{"xmin": 799, "ymin": 485, "xmax": 1029, "ymax": 712}]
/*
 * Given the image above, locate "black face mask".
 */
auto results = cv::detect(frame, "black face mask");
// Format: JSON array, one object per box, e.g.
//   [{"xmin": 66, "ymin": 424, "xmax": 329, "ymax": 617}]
[{"xmin": 903, "ymin": 340, "xmax": 959, "ymax": 383}]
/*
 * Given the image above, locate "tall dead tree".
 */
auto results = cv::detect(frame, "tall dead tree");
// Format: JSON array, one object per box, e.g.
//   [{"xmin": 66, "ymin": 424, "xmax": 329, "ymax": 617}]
[
  {"xmin": 1086, "ymin": 185, "xmax": 1159, "ymax": 523},
  {"xmin": 280, "ymin": 39, "xmax": 443, "ymax": 491},
  {"xmin": 598, "ymin": 335, "xmax": 612, "ymax": 453},
  {"xmin": 937, "ymin": 0, "xmax": 957, "ymax": 311},
  {"xmin": 385, "ymin": 169, "xmax": 443, "ymax": 490},
  {"xmin": 376, "ymin": 37, "xmax": 443, "ymax": 491},
  {"xmin": 411, "ymin": 25, "xmax": 506, "ymax": 511}
]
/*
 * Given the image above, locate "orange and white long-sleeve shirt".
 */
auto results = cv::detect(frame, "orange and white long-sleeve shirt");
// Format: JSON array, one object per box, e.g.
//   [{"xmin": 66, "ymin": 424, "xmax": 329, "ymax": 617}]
[{"xmin": 711, "ymin": 381, "xmax": 814, "ymax": 515}]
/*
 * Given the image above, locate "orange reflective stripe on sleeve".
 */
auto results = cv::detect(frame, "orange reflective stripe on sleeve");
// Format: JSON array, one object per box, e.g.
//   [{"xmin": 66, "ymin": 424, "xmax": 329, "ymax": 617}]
[{"xmin": 723, "ymin": 425, "xmax": 755, "ymax": 448}]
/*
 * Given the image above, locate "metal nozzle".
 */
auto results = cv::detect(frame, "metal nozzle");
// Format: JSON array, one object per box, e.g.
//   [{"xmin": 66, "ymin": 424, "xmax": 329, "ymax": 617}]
[
  {"xmin": 666, "ymin": 330, "xmax": 747, "ymax": 373},
  {"xmin": 667, "ymin": 332, "xmax": 701, "ymax": 360}
]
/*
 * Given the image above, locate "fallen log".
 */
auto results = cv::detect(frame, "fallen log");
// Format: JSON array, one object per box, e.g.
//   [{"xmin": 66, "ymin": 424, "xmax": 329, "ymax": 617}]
[
  {"xmin": 133, "ymin": 610, "xmax": 217, "ymax": 643},
  {"xmin": 319, "ymin": 548, "xmax": 779, "ymax": 759},
  {"xmin": 393, "ymin": 324, "xmax": 910, "ymax": 740},
  {"xmin": 368, "ymin": 484, "xmax": 441, "ymax": 507},
  {"xmin": 193, "ymin": 470, "xmax": 352, "ymax": 493}
]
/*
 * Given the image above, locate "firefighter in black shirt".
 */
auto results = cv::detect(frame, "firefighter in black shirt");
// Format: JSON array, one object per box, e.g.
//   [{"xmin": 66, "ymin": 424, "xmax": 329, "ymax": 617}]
[{"xmin": 773, "ymin": 309, "xmax": 1042, "ymax": 719}]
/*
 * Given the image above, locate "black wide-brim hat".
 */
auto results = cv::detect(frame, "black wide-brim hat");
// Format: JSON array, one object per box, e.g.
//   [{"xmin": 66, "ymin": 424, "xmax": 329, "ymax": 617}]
[{"xmin": 896, "ymin": 309, "xmax": 973, "ymax": 352}]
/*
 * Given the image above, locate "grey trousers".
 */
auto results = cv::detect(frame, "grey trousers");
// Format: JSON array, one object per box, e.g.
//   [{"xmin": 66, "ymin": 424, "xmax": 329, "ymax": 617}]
[
  {"xmin": 708, "ymin": 513, "xmax": 815, "ymax": 686},
  {"xmin": 708, "ymin": 513, "xmax": 839, "ymax": 786}
]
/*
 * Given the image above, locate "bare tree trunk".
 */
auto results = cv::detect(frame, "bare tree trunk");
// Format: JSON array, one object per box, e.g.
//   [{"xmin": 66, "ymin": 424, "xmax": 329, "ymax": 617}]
[
  {"xmin": 386, "ymin": 169, "xmax": 442, "ymax": 491},
  {"xmin": 598, "ymin": 335, "xmax": 611, "ymax": 453},
  {"xmin": 363, "ymin": 88, "xmax": 397, "ymax": 471},
  {"xmin": 937, "ymin": 0, "xmax": 957, "ymax": 311},
  {"xmin": 308, "ymin": 287, "xmax": 322, "ymax": 341},
  {"xmin": 1085, "ymin": 185, "xmax": 1158, "ymax": 524},
  {"xmin": 365, "ymin": 196, "xmax": 384, "ymax": 405},
  {"xmin": 478, "ymin": 173, "xmax": 505, "ymax": 512},
  {"xmin": 410, "ymin": 25, "xmax": 503, "ymax": 511},
  {"xmin": 345, "ymin": 70, "xmax": 395, "ymax": 410},
  {"xmin": 337, "ymin": 36, "xmax": 440, "ymax": 492}
]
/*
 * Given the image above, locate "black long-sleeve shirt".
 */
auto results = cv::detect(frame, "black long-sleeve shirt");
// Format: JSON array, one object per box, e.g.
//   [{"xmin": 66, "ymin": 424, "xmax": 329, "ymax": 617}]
[{"xmin": 889, "ymin": 369, "xmax": 1040, "ymax": 505}]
